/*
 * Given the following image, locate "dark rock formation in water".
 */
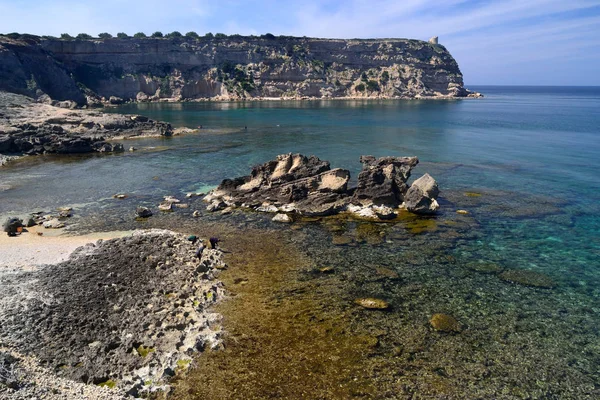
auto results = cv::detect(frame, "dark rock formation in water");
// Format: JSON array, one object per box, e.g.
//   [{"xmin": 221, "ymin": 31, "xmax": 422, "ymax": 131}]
[
  {"xmin": 0, "ymin": 92, "xmax": 172, "ymax": 157},
  {"xmin": 0, "ymin": 34, "xmax": 477, "ymax": 104},
  {"xmin": 352, "ymin": 155, "xmax": 419, "ymax": 206},
  {"xmin": 205, "ymin": 153, "xmax": 440, "ymax": 217}
]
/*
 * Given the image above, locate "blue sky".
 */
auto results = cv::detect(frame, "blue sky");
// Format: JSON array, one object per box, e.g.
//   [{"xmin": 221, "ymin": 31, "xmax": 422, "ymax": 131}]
[{"xmin": 2, "ymin": 0, "xmax": 600, "ymax": 85}]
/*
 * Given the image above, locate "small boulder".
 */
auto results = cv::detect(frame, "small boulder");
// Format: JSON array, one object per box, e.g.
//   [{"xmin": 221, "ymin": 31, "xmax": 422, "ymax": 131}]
[
  {"xmin": 113, "ymin": 194, "xmax": 127, "ymax": 199},
  {"xmin": 158, "ymin": 202, "xmax": 173, "ymax": 211},
  {"xmin": 206, "ymin": 200, "xmax": 226, "ymax": 212},
  {"xmin": 192, "ymin": 210, "xmax": 201, "ymax": 218},
  {"xmin": 499, "ymin": 269, "xmax": 555, "ymax": 288},
  {"xmin": 131, "ymin": 115, "xmax": 149, "ymax": 123},
  {"xmin": 136, "ymin": 207, "xmax": 153, "ymax": 218},
  {"xmin": 108, "ymin": 96, "xmax": 125, "ymax": 105},
  {"xmin": 3, "ymin": 217, "xmax": 23, "ymax": 235},
  {"xmin": 272, "ymin": 213, "xmax": 292, "ymax": 223},
  {"xmin": 163, "ymin": 196, "xmax": 180, "ymax": 204},
  {"xmin": 404, "ymin": 173, "xmax": 440, "ymax": 214},
  {"xmin": 43, "ymin": 218, "xmax": 65, "ymax": 229},
  {"xmin": 430, "ymin": 313, "xmax": 461, "ymax": 333},
  {"xmin": 354, "ymin": 298, "xmax": 390, "ymax": 310}
]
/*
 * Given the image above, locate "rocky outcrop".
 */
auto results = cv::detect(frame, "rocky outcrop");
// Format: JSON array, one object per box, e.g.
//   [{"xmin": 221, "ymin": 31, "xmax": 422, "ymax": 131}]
[
  {"xmin": 205, "ymin": 153, "xmax": 440, "ymax": 217},
  {"xmin": 0, "ymin": 230, "xmax": 225, "ymax": 397},
  {"xmin": 0, "ymin": 92, "xmax": 172, "ymax": 157},
  {"xmin": 0, "ymin": 34, "xmax": 475, "ymax": 103}
]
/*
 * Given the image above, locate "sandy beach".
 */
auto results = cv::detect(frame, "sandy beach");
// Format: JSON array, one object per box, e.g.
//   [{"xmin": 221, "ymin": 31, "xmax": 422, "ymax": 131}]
[{"xmin": 0, "ymin": 226, "xmax": 131, "ymax": 270}]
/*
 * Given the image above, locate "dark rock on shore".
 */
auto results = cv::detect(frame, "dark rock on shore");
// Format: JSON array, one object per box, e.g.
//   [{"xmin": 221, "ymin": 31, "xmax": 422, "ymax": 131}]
[
  {"xmin": 205, "ymin": 153, "xmax": 440, "ymax": 217},
  {"xmin": 0, "ymin": 92, "xmax": 172, "ymax": 159},
  {"xmin": 0, "ymin": 230, "xmax": 225, "ymax": 396}
]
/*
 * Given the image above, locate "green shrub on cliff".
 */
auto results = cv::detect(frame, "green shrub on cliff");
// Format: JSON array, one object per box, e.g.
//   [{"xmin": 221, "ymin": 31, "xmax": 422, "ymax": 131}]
[
  {"xmin": 185, "ymin": 31, "xmax": 199, "ymax": 39},
  {"xmin": 261, "ymin": 33, "xmax": 276, "ymax": 40},
  {"xmin": 166, "ymin": 31, "xmax": 182, "ymax": 38},
  {"xmin": 366, "ymin": 80, "xmax": 380, "ymax": 91},
  {"xmin": 60, "ymin": 33, "xmax": 74, "ymax": 40},
  {"xmin": 204, "ymin": 32, "xmax": 214, "ymax": 38},
  {"xmin": 98, "ymin": 32, "xmax": 112, "ymax": 39},
  {"xmin": 134, "ymin": 32, "xmax": 147, "ymax": 38},
  {"xmin": 380, "ymin": 71, "xmax": 389, "ymax": 84},
  {"xmin": 355, "ymin": 83, "xmax": 365, "ymax": 92},
  {"xmin": 151, "ymin": 31, "xmax": 164, "ymax": 38},
  {"xmin": 116, "ymin": 32, "xmax": 129, "ymax": 39},
  {"xmin": 76, "ymin": 33, "xmax": 93, "ymax": 40},
  {"xmin": 215, "ymin": 33, "xmax": 227, "ymax": 39}
]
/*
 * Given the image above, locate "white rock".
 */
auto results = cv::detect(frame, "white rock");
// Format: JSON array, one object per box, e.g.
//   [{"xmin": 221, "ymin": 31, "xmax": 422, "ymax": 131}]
[
  {"xmin": 272, "ymin": 213, "xmax": 292, "ymax": 223},
  {"xmin": 257, "ymin": 203, "xmax": 279, "ymax": 213},
  {"xmin": 43, "ymin": 218, "xmax": 65, "ymax": 229},
  {"xmin": 372, "ymin": 205, "xmax": 397, "ymax": 220},
  {"xmin": 158, "ymin": 202, "xmax": 172, "ymax": 211},
  {"xmin": 347, "ymin": 204, "xmax": 377, "ymax": 219},
  {"xmin": 163, "ymin": 196, "xmax": 181, "ymax": 203}
]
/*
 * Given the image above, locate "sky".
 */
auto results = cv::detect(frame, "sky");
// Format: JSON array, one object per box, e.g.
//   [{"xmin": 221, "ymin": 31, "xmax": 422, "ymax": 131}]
[{"xmin": 1, "ymin": 0, "xmax": 600, "ymax": 85}]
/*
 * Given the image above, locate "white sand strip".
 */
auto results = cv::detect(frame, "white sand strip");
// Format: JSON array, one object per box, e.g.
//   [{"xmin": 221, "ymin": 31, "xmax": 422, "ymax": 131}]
[{"xmin": 0, "ymin": 226, "xmax": 131, "ymax": 270}]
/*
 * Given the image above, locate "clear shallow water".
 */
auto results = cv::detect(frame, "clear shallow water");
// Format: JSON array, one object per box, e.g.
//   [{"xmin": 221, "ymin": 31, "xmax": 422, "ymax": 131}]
[
  {"xmin": 1, "ymin": 86, "xmax": 600, "ymax": 396},
  {"xmin": 2, "ymin": 86, "xmax": 599, "ymax": 273}
]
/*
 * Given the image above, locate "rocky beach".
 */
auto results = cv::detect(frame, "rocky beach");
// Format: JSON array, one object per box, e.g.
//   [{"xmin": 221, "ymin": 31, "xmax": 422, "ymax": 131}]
[
  {"xmin": 0, "ymin": 91, "xmax": 174, "ymax": 163},
  {"xmin": 0, "ymin": 228, "xmax": 226, "ymax": 399},
  {"xmin": 0, "ymin": 32, "xmax": 598, "ymax": 398}
]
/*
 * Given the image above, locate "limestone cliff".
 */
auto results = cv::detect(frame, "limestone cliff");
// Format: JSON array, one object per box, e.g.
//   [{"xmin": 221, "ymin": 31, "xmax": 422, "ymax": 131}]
[{"xmin": 0, "ymin": 35, "xmax": 474, "ymax": 103}]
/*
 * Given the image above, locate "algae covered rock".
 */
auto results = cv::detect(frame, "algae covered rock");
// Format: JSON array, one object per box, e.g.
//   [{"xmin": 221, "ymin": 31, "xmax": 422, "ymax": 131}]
[
  {"xmin": 430, "ymin": 313, "xmax": 461, "ymax": 333},
  {"xmin": 466, "ymin": 261, "xmax": 503, "ymax": 274},
  {"xmin": 499, "ymin": 269, "xmax": 555, "ymax": 288},
  {"xmin": 354, "ymin": 298, "xmax": 390, "ymax": 310}
]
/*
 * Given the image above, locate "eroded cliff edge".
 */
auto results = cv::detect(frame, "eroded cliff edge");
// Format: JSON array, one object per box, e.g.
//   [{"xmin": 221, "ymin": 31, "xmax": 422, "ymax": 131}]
[{"xmin": 0, "ymin": 35, "xmax": 477, "ymax": 104}]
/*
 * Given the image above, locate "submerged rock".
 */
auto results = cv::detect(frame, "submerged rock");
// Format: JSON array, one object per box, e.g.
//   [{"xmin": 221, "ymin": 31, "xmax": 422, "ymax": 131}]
[
  {"xmin": 354, "ymin": 298, "xmax": 390, "ymax": 310},
  {"xmin": 158, "ymin": 202, "xmax": 173, "ymax": 211},
  {"xmin": 499, "ymin": 269, "xmax": 555, "ymax": 288},
  {"xmin": 466, "ymin": 261, "xmax": 503, "ymax": 274},
  {"xmin": 430, "ymin": 313, "xmax": 461, "ymax": 332},
  {"xmin": 136, "ymin": 206, "xmax": 153, "ymax": 218}
]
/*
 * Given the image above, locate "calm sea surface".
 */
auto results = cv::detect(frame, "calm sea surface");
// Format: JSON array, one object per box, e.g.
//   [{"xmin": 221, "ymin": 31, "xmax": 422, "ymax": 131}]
[{"xmin": 1, "ymin": 86, "xmax": 600, "ymax": 397}]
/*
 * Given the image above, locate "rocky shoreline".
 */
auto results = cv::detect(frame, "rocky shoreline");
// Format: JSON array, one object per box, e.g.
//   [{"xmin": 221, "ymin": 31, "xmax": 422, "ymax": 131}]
[
  {"xmin": 0, "ymin": 92, "xmax": 173, "ymax": 161},
  {"xmin": 0, "ymin": 229, "xmax": 225, "ymax": 398}
]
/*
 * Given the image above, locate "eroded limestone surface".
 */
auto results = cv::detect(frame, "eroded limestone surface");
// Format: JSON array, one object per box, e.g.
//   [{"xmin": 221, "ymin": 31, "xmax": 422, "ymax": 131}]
[{"xmin": 0, "ymin": 229, "xmax": 224, "ymax": 397}]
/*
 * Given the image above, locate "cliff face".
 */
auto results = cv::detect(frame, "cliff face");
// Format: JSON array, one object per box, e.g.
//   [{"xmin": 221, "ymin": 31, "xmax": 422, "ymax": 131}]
[{"xmin": 1, "ymin": 35, "xmax": 470, "ymax": 103}]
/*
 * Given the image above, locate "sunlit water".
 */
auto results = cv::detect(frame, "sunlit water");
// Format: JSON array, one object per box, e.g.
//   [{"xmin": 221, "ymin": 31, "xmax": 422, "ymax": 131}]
[{"xmin": 1, "ymin": 86, "xmax": 600, "ymax": 397}]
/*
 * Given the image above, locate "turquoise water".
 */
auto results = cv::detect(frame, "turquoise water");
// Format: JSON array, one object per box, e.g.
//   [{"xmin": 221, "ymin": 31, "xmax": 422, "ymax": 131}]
[
  {"xmin": 1, "ymin": 86, "xmax": 600, "ymax": 396},
  {"xmin": 2, "ymin": 87, "xmax": 599, "ymax": 266}
]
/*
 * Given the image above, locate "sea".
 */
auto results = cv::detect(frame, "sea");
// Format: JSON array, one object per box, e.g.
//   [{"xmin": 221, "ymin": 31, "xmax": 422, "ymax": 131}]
[{"xmin": 1, "ymin": 86, "xmax": 599, "ymax": 398}]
